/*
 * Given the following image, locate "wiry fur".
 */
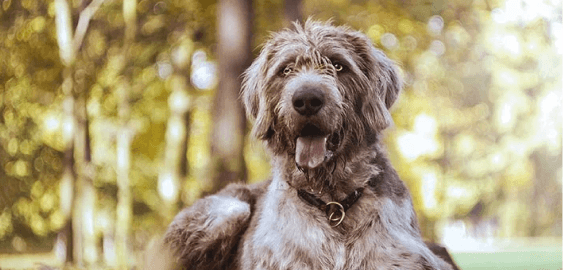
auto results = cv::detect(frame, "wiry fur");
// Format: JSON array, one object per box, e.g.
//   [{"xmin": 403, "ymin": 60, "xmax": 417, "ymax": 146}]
[{"xmin": 164, "ymin": 20, "xmax": 457, "ymax": 270}]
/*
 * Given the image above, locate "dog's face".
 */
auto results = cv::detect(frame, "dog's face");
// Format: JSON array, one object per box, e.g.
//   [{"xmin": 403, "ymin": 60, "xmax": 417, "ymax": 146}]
[{"xmin": 242, "ymin": 21, "xmax": 402, "ymax": 171}]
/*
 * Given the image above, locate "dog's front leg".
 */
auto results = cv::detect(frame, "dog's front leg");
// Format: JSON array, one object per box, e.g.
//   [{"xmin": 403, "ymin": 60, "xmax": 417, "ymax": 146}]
[{"xmin": 164, "ymin": 181, "xmax": 269, "ymax": 270}]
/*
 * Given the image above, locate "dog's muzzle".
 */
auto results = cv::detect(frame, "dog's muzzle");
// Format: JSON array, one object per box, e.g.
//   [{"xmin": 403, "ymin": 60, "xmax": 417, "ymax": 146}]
[{"xmin": 292, "ymin": 87, "xmax": 330, "ymax": 170}]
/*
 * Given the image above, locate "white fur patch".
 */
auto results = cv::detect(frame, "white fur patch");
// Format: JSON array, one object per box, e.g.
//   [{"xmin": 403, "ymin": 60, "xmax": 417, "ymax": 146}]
[
  {"xmin": 245, "ymin": 174, "xmax": 351, "ymax": 270},
  {"xmin": 207, "ymin": 195, "xmax": 250, "ymax": 229}
]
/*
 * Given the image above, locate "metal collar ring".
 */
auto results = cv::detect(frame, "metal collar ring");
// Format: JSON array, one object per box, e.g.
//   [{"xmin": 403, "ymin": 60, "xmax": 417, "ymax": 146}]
[{"xmin": 326, "ymin": 201, "xmax": 345, "ymax": 227}]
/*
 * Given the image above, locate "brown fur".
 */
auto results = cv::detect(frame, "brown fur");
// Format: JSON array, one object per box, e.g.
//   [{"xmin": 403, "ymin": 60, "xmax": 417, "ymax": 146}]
[{"xmin": 164, "ymin": 20, "xmax": 456, "ymax": 270}]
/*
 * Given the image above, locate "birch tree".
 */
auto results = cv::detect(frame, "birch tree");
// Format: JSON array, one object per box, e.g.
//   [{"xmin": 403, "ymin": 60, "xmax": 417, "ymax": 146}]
[
  {"xmin": 114, "ymin": 0, "xmax": 137, "ymax": 267},
  {"xmin": 158, "ymin": 38, "xmax": 193, "ymax": 216},
  {"xmin": 54, "ymin": 0, "xmax": 104, "ymax": 265}
]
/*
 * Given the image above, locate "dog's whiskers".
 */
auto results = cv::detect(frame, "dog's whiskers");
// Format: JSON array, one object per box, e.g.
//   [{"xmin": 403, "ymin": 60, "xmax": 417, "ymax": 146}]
[
  {"xmin": 330, "ymin": 159, "xmax": 338, "ymax": 175},
  {"xmin": 296, "ymin": 162, "xmax": 304, "ymax": 173}
]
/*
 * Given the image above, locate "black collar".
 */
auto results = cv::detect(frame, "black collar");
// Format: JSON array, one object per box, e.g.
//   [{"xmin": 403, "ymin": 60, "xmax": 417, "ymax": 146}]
[{"xmin": 297, "ymin": 187, "xmax": 364, "ymax": 227}]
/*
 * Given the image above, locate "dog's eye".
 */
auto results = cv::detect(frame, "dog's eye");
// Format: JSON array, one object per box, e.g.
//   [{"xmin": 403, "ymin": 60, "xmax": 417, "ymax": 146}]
[
  {"xmin": 333, "ymin": 63, "xmax": 344, "ymax": 72},
  {"xmin": 281, "ymin": 66, "xmax": 293, "ymax": 76}
]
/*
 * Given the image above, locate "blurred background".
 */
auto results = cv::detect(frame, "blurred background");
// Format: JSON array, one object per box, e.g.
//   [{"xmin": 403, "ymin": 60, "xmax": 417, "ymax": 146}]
[{"xmin": 0, "ymin": 0, "xmax": 561, "ymax": 269}]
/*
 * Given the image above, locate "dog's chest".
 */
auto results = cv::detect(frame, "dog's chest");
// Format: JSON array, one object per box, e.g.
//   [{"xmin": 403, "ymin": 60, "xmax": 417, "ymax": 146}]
[
  {"xmin": 241, "ymin": 179, "xmax": 377, "ymax": 270},
  {"xmin": 239, "ymin": 178, "xmax": 440, "ymax": 270},
  {"xmin": 243, "ymin": 184, "xmax": 345, "ymax": 269}
]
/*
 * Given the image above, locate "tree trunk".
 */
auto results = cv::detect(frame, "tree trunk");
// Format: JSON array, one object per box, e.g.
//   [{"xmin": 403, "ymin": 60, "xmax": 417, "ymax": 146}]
[
  {"xmin": 115, "ymin": 80, "xmax": 132, "ymax": 267},
  {"xmin": 284, "ymin": 0, "xmax": 303, "ymax": 25},
  {"xmin": 210, "ymin": 0, "xmax": 253, "ymax": 194},
  {"xmin": 55, "ymin": 0, "xmax": 105, "ymax": 264},
  {"xmin": 158, "ymin": 72, "xmax": 191, "ymax": 215},
  {"xmin": 115, "ymin": 118, "xmax": 132, "ymax": 268},
  {"xmin": 115, "ymin": 0, "xmax": 136, "ymax": 266},
  {"xmin": 530, "ymin": 148, "xmax": 562, "ymax": 236},
  {"xmin": 54, "ymin": 0, "xmax": 77, "ymax": 263},
  {"xmin": 74, "ymin": 88, "xmax": 97, "ymax": 265},
  {"xmin": 158, "ymin": 37, "xmax": 193, "ymax": 214}
]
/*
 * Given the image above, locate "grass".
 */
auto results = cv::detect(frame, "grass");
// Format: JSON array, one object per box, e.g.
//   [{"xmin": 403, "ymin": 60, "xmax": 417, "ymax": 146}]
[
  {"xmin": 453, "ymin": 247, "xmax": 562, "ymax": 270},
  {"xmin": 0, "ymin": 252, "xmax": 59, "ymax": 269},
  {"xmin": 1, "ymin": 241, "xmax": 561, "ymax": 269}
]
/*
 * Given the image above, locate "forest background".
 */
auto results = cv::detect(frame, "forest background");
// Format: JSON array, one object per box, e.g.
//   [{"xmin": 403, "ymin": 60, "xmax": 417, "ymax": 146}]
[{"xmin": 0, "ymin": 0, "xmax": 561, "ymax": 269}]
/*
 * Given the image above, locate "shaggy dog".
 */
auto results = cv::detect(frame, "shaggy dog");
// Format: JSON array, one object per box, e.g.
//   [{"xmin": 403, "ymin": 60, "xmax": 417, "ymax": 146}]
[{"xmin": 164, "ymin": 20, "xmax": 457, "ymax": 270}]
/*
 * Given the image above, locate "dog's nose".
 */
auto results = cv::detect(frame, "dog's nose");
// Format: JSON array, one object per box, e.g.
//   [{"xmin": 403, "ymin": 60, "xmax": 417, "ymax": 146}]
[{"xmin": 292, "ymin": 88, "xmax": 325, "ymax": 116}]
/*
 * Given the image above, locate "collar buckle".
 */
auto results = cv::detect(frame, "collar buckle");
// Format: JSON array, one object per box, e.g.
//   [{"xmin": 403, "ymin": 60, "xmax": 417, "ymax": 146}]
[{"xmin": 297, "ymin": 187, "xmax": 364, "ymax": 227}]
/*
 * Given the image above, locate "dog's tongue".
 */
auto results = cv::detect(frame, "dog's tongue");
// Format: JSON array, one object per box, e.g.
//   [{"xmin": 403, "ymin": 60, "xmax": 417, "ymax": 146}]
[{"xmin": 295, "ymin": 136, "xmax": 327, "ymax": 170}]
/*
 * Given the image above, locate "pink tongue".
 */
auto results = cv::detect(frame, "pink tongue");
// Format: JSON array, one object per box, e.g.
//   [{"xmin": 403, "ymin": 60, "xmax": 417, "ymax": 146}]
[{"xmin": 295, "ymin": 136, "xmax": 327, "ymax": 170}]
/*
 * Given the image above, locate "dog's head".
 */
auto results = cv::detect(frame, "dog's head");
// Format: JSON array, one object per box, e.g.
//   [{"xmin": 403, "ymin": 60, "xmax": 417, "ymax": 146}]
[{"xmin": 242, "ymin": 20, "xmax": 402, "ymax": 170}]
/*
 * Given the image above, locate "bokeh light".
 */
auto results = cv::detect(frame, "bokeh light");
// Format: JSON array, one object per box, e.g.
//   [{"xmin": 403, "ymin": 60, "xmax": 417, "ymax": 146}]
[{"xmin": 0, "ymin": 0, "xmax": 560, "ymax": 269}]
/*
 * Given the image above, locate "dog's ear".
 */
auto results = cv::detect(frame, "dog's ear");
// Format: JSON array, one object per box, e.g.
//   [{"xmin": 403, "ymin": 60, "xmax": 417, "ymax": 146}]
[
  {"xmin": 241, "ymin": 56, "xmax": 262, "ymax": 119},
  {"xmin": 347, "ymin": 32, "xmax": 402, "ymax": 132},
  {"xmin": 241, "ymin": 48, "xmax": 272, "ymax": 140},
  {"xmin": 370, "ymin": 48, "xmax": 402, "ymax": 110}
]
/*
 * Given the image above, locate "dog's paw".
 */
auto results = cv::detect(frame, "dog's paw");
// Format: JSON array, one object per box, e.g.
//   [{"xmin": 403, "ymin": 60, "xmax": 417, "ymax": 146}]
[
  {"xmin": 199, "ymin": 195, "xmax": 251, "ymax": 236},
  {"xmin": 164, "ymin": 192, "xmax": 252, "ymax": 268}
]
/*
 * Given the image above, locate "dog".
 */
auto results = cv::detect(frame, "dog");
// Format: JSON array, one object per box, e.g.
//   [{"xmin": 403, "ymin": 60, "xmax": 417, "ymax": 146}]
[{"xmin": 164, "ymin": 20, "xmax": 457, "ymax": 270}]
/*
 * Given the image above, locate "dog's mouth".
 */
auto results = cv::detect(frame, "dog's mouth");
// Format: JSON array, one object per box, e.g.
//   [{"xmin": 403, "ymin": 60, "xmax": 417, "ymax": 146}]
[{"xmin": 295, "ymin": 124, "xmax": 340, "ymax": 170}]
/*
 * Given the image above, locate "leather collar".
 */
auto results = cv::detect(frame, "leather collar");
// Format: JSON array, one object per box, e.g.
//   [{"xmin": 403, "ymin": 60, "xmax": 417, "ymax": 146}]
[{"xmin": 297, "ymin": 187, "xmax": 364, "ymax": 227}]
